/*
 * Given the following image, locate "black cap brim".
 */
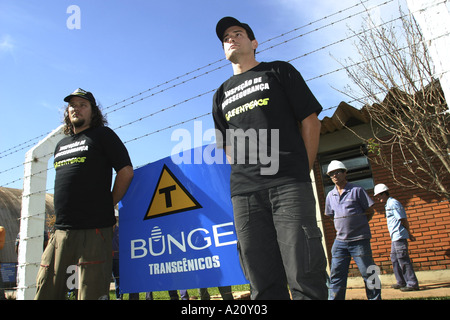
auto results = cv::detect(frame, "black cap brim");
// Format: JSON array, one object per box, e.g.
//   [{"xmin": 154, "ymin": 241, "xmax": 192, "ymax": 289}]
[
  {"xmin": 64, "ymin": 88, "xmax": 96, "ymax": 105},
  {"xmin": 64, "ymin": 94, "xmax": 90, "ymax": 102}
]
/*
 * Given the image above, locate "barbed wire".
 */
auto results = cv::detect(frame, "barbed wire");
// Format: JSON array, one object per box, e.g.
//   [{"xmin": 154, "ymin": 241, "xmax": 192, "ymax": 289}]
[
  {"xmin": 0, "ymin": 0, "xmax": 448, "ymax": 194},
  {"xmin": 1, "ymin": 0, "xmax": 446, "ymax": 169},
  {"xmin": 2, "ymin": 0, "xmax": 449, "ymax": 298},
  {"xmin": 1, "ymin": 239, "xmax": 447, "ymax": 293},
  {"xmin": 0, "ymin": 0, "xmax": 390, "ymax": 159},
  {"xmin": 0, "ymin": 132, "xmax": 51, "ymax": 159},
  {"xmin": 0, "ymin": 0, "xmax": 396, "ymax": 186}
]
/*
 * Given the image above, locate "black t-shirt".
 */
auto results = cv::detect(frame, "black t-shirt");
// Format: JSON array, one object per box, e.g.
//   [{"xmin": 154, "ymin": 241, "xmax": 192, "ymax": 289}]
[
  {"xmin": 53, "ymin": 126, "xmax": 132, "ymax": 230},
  {"xmin": 212, "ymin": 61, "xmax": 322, "ymax": 196}
]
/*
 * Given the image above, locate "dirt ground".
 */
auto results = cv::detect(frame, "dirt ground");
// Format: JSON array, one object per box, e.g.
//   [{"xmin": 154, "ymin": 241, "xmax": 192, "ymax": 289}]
[
  {"xmin": 345, "ymin": 281, "xmax": 450, "ymax": 300},
  {"xmin": 219, "ymin": 281, "xmax": 450, "ymax": 300},
  {"xmin": 9, "ymin": 279, "xmax": 446, "ymax": 300}
]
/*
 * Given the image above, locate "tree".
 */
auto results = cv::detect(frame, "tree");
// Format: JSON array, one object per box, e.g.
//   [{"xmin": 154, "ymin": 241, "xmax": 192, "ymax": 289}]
[{"xmin": 337, "ymin": 6, "xmax": 450, "ymax": 200}]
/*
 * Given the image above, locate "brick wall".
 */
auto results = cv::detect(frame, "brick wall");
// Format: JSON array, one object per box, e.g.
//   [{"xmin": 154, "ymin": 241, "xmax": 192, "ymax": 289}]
[
  {"xmin": 369, "ymin": 160, "xmax": 450, "ymax": 275},
  {"xmin": 314, "ymin": 152, "xmax": 450, "ymax": 277}
]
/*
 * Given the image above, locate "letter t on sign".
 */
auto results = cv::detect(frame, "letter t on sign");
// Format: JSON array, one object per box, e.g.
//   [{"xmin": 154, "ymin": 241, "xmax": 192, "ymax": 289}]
[{"xmin": 159, "ymin": 185, "xmax": 176, "ymax": 208}]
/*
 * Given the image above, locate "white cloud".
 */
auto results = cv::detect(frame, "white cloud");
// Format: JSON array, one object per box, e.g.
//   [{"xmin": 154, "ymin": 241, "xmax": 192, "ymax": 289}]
[
  {"xmin": 0, "ymin": 35, "xmax": 14, "ymax": 52},
  {"xmin": 0, "ymin": 34, "xmax": 16, "ymax": 61}
]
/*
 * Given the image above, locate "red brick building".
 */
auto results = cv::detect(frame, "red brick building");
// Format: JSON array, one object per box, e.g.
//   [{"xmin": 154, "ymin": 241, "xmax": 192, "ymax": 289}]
[{"xmin": 314, "ymin": 102, "xmax": 450, "ymax": 277}]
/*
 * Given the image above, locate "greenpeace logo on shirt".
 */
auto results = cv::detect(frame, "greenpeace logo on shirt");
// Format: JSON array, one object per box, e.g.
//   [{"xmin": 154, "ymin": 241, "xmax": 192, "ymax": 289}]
[
  {"xmin": 54, "ymin": 157, "xmax": 87, "ymax": 168},
  {"xmin": 225, "ymin": 98, "xmax": 269, "ymax": 121}
]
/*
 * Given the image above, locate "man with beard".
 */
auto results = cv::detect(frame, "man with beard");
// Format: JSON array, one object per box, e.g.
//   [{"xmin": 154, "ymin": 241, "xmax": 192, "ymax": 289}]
[{"xmin": 35, "ymin": 88, "xmax": 134, "ymax": 300}]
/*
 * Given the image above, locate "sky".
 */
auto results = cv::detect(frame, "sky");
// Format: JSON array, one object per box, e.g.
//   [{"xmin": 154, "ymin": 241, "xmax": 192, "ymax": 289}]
[{"xmin": 0, "ymin": 0, "xmax": 410, "ymax": 192}]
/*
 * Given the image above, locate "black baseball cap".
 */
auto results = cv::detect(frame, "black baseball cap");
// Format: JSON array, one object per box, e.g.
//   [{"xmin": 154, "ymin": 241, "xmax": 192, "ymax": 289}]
[
  {"xmin": 216, "ymin": 17, "xmax": 255, "ymax": 42},
  {"xmin": 64, "ymin": 88, "xmax": 96, "ymax": 105}
]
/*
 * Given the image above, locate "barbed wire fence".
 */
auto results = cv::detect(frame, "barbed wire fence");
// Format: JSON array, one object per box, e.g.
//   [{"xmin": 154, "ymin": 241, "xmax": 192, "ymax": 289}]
[
  {"xmin": 1, "ymin": 0, "xmax": 449, "ymax": 298},
  {"xmin": 0, "ymin": 0, "xmax": 394, "ymax": 189}
]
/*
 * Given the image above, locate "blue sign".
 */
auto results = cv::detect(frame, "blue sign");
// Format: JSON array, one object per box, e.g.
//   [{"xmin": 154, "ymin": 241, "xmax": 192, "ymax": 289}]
[
  {"xmin": 0, "ymin": 263, "xmax": 17, "ymax": 283},
  {"xmin": 119, "ymin": 145, "xmax": 248, "ymax": 293}
]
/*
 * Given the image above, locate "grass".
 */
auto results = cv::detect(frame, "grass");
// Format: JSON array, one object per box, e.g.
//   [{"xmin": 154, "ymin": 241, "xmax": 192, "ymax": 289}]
[
  {"xmin": 109, "ymin": 284, "xmax": 250, "ymax": 300},
  {"xmin": 109, "ymin": 283, "xmax": 449, "ymax": 300}
]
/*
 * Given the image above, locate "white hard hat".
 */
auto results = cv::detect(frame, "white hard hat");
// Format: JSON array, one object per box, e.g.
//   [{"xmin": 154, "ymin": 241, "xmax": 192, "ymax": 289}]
[
  {"xmin": 327, "ymin": 160, "xmax": 347, "ymax": 174},
  {"xmin": 374, "ymin": 183, "xmax": 389, "ymax": 196}
]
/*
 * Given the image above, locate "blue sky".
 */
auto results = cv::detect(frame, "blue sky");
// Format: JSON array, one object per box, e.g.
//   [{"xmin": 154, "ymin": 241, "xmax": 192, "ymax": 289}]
[{"xmin": 0, "ymin": 0, "xmax": 407, "ymax": 191}]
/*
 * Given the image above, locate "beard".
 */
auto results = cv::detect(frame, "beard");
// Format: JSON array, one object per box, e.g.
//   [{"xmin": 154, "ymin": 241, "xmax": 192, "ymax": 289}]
[{"xmin": 71, "ymin": 117, "xmax": 86, "ymax": 128}]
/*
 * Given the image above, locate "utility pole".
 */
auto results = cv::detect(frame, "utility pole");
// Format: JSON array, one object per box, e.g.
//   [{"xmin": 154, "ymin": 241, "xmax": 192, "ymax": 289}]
[
  {"xmin": 16, "ymin": 125, "xmax": 63, "ymax": 300},
  {"xmin": 406, "ymin": 0, "xmax": 450, "ymax": 109}
]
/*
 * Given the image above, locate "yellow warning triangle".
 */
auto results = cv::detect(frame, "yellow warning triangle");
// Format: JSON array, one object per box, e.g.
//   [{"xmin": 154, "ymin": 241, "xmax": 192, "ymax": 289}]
[{"xmin": 144, "ymin": 164, "xmax": 202, "ymax": 220}]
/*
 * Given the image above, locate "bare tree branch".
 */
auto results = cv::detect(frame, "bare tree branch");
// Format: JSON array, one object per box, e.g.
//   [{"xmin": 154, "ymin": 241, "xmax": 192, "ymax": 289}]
[{"xmin": 335, "ymin": 5, "xmax": 450, "ymax": 200}]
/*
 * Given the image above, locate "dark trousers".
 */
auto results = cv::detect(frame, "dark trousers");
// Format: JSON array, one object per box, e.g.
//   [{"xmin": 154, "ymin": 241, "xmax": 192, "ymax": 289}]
[
  {"xmin": 391, "ymin": 239, "xmax": 419, "ymax": 288},
  {"xmin": 232, "ymin": 182, "xmax": 328, "ymax": 300},
  {"xmin": 199, "ymin": 286, "xmax": 233, "ymax": 300}
]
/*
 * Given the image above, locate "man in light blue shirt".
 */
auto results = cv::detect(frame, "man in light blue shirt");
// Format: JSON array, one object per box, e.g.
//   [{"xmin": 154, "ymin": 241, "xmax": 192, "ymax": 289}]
[
  {"xmin": 325, "ymin": 160, "xmax": 381, "ymax": 300},
  {"xmin": 374, "ymin": 184, "xmax": 419, "ymax": 291}
]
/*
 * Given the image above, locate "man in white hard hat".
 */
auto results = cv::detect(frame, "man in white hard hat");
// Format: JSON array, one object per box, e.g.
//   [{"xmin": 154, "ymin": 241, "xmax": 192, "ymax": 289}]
[
  {"xmin": 374, "ymin": 184, "xmax": 419, "ymax": 291},
  {"xmin": 325, "ymin": 160, "xmax": 381, "ymax": 300}
]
